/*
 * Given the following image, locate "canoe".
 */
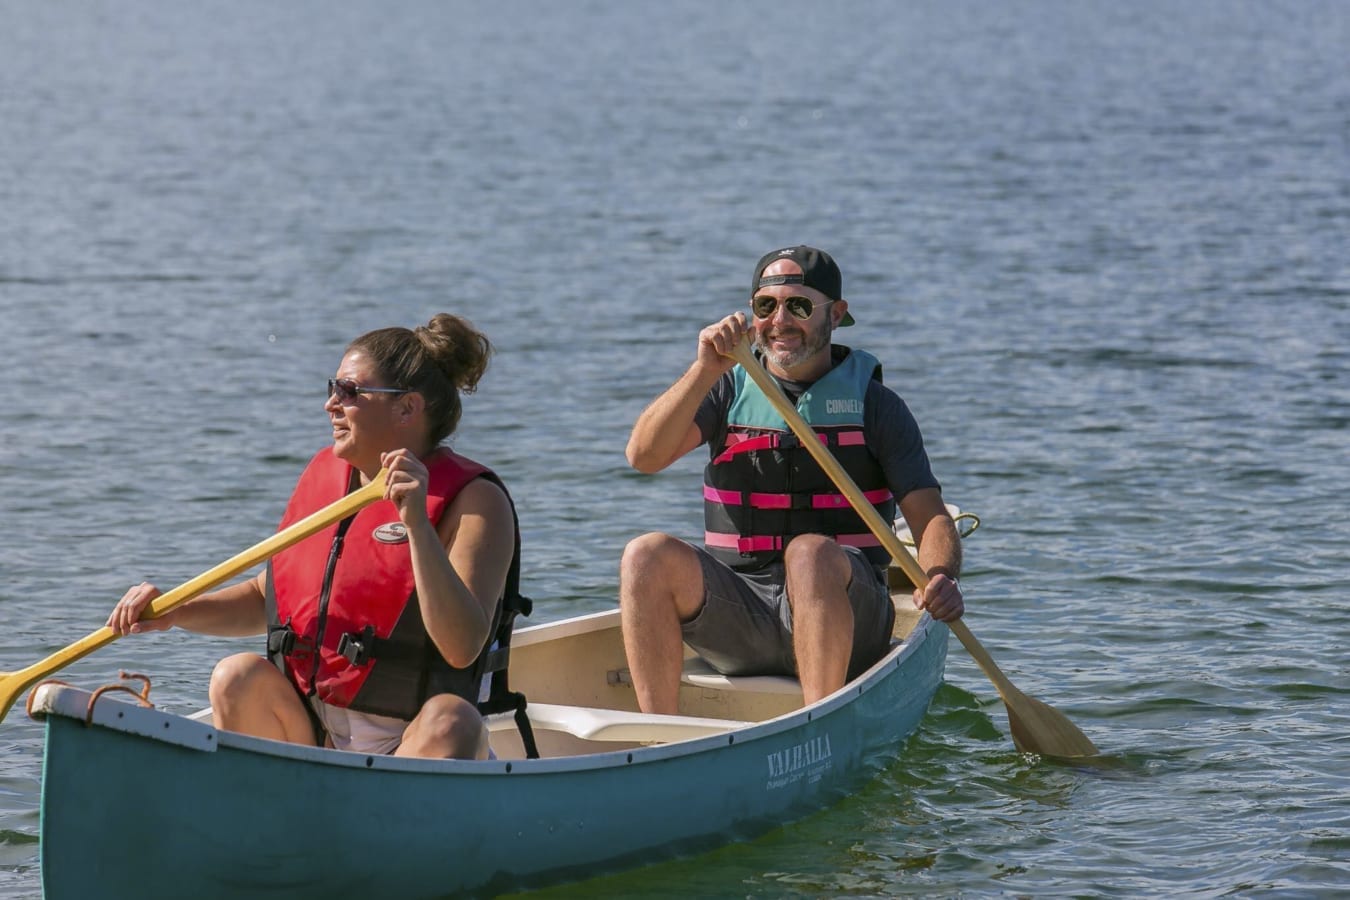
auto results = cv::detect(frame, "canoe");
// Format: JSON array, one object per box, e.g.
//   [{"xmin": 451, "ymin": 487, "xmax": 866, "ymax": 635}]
[{"xmin": 30, "ymin": 515, "xmax": 972, "ymax": 899}]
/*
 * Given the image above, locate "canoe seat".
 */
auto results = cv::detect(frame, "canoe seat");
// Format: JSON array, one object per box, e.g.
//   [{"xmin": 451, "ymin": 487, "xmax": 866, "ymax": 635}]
[
  {"xmin": 606, "ymin": 657, "xmax": 804, "ymax": 697},
  {"xmin": 501, "ymin": 702, "xmax": 750, "ymax": 744},
  {"xmin": 677, "ymin": 656, "xmax": 803, "ymax": 696}
]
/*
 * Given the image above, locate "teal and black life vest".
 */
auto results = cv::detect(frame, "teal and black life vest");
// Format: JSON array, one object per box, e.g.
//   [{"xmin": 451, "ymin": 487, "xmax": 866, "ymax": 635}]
[
  {"xmin": 703, "ymin": 346, "xmax": 896, "ymax": 572},
  {"xmin": 265, "ymin": 447, "xmax": 520, "ymax": 721}
]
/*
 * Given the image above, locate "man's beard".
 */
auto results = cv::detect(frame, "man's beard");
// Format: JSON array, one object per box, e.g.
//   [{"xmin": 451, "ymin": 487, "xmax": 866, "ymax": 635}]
[{"xmin": 755, "ymin": 318, "xmax": 833, "ymax": 370}]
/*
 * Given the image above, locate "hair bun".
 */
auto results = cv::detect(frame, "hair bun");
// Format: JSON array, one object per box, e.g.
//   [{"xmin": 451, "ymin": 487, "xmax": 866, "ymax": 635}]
[{"xmin": 419, "ymin": 314, "xmax": 492, "ymax": 393}]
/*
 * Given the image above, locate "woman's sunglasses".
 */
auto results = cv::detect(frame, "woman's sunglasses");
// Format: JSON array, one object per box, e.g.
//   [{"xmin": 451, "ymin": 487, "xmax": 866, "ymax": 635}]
[
  {"xmin": 327, "ymin": 378, "xmax": 410, "ymax": 403},
  {"xmin": 751, "ymin": 295, "xmax": 835, "ymax": 321}
]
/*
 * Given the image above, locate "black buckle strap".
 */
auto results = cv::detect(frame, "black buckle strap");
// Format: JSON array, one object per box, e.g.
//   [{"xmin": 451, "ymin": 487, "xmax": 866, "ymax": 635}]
[
  {"xmin": 267, "ymin": 627, "xmax": 295, "ymax": 656},
  {"xmin": 337, "ymin": 625, "xmax": 379, "ymax": 667},
  {"xmin": 267, "ymin": 624, "xmax": 315, "ymax": 657}
]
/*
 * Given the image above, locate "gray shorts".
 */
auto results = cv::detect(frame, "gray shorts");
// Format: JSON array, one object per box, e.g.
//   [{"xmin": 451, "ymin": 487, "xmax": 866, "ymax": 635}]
[{"xmin": 680, "ymin": 542, "xmax": 896, "ymax": 680}]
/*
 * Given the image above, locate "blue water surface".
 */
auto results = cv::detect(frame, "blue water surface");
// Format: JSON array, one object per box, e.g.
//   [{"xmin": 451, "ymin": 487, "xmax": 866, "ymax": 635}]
[{"xmin": 2, "ymin": 1, "xmax": 1347, "ymax": 896}]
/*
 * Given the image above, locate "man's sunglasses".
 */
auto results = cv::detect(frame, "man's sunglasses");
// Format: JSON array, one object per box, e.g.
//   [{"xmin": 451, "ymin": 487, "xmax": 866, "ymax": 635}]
[
  {"xmin": 751, "ymin": 295, "xmax": 835, "ymax": 321},
  {"xmin": 327, "ymin": 378, "xmax": 410, "ymax": 403}
]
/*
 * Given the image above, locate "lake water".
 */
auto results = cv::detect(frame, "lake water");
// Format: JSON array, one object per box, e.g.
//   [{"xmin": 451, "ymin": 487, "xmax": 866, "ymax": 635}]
[{"xmin": 2, "ymin": 1, "xmax": 1347, "ymax": 896}]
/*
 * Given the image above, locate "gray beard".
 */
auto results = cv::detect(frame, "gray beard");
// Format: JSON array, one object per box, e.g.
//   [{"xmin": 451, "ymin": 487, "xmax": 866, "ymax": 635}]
[{"xmin": 755, "ymin": 318, "xmax": 833, "ymax": 369}]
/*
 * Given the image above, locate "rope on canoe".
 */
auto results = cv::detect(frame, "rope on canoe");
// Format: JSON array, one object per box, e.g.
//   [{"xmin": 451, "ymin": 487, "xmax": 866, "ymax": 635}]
[
  {"xmin": 896, "ymin": 511, "xmax": 981, "ymax": 548},
  {"xmin": 27, "ymin": 670, "xmax": 158, "ymax": 725},
  {"xmin": 83, "ymin": 671, "xmax": 155, "ymax": 726}
]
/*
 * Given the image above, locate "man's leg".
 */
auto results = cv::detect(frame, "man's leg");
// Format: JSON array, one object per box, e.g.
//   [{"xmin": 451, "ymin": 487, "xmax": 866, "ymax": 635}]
[
  {"xmin": 619, "ymin": 532, "xmax": 707, "ymax": 714},
  {"xmin": 782, "ymin": 534, "xmax": 856, "ymax": 705}
]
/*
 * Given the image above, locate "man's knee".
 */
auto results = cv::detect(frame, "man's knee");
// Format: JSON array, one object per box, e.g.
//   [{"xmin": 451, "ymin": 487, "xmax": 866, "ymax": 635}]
[
  {"xmin": 621, "ymin": 533, "xmax": 700, "ymax": 588},
  {"xmin": 624, "ymin": 532, "xmax": 686, "ymax": 567},
  {"xmin": 783, "ymin": 534, "xmax": 850, "ymax": 578},
  {"xmin": 621, "ymin": 533, "xmax": 705, "ymax": 621}
]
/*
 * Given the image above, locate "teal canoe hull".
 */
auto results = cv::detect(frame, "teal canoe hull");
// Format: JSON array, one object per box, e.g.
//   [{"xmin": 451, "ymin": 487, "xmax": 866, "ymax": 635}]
[{"xmin": 37, "ymin": 617, "xmax": 946, "ymax": 898}]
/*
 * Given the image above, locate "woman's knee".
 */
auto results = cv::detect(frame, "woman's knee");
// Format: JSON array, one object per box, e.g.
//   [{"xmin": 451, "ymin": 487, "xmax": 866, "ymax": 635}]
[
  {"xmin": 208, "ymin": 653, "xmax": 278, "ymax": 705},
  {"xmin": 407, "ymin": 694, "xmax": 487, "ymax": 759}
]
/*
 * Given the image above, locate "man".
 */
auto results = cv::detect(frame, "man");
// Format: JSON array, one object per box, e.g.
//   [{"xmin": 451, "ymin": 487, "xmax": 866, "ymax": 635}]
[{"xmin": 620, "ymin": 245, "xmax": 964, "ymax": 714}]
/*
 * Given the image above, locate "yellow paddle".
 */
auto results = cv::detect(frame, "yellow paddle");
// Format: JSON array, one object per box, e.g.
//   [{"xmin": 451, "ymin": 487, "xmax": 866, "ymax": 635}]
[
  {"xmin": 0, "ymin": 468, "xmax": 389, "ymax": 725},
  {"xmin": 728, "ymin": 342, "xmax": 1098, "ymax": 758}
]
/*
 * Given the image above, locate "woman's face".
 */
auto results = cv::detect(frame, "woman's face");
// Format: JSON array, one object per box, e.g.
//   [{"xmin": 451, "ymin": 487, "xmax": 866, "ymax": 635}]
[{"xmin": 324, "ymin": 350, "xmax": 410, "ymax": 470}]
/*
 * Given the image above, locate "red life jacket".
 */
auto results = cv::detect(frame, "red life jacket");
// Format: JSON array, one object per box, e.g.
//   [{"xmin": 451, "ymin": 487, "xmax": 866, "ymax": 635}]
[{"xmin": 265, "ymin": 447, "xmax": 511, "ymax": 720}]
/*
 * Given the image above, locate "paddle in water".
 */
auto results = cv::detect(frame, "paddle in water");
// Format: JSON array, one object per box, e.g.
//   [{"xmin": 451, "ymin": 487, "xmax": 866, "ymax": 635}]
[
  {"xmin": 728, "ymin": 341, "xmax": 1098, "ymax": 758},
  {"xmin": 0, "ymin": 469, "xmax": 389, "ymax": 725}
]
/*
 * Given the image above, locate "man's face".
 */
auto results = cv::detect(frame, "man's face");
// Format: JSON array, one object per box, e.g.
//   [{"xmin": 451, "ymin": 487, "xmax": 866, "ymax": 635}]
[{"xmin": 750, "ymin": 261, "xmax": 839, "ymax": 371}]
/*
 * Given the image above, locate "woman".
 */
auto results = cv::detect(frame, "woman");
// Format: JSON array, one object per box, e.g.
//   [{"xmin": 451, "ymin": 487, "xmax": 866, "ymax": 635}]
[{"xmin": 108, "ymin": 314, "xmax": 519, "ymax": 760}]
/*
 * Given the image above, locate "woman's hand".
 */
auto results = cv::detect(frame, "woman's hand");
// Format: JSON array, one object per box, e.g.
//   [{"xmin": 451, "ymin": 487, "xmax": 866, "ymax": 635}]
[
  {"xmin": 107, "ymin": 582, "xmax": 176, "ymax": 635},
  {"xmin": 380, "ymin": 448, "xmax": 430, "ymax": 526}
]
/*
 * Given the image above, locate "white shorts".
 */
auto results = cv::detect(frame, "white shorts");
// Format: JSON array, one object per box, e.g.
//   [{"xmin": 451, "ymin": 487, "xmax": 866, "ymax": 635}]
[{"xmin": 311, "ymin": 700, "xmax": 407, "ymax": 755}]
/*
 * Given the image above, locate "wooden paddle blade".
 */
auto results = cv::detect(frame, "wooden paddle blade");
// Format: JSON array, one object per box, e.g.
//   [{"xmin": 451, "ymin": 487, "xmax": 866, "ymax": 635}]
[
  {"xmin": 1005, "ymin": 689, "xmax": 1100, "ymax": 758},
  {"xmin": 0, "ymin": 468, "xmax": 389, "ymax": 726},
  {"xmin": 946, "ymin": 619, "xmax": 1097, "ymax": 758},
  {"xmin": 0, "ymin": 672, "xmax": 34, "ymax": 724},
  {"xmin": 0, "ymin": 629, "xmax": 120, "ymax": 724}
]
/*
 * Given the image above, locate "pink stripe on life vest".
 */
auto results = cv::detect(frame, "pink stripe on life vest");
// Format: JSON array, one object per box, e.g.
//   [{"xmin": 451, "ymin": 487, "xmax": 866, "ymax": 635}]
[
  {"xmin": 713, "ymin": 434, "xmax": 779, "ymax": 465},
  {"xmin": 701, "ymin": 486, "xmax": 795, "ymax": 509},
  {"xmin": 811, "ymin": 489, "xmax": 893, "ymax": 509},
  {"xmin": 706, "ymin": 532, "xmax": 879, "ymax": 552},
  {"xmin": 704, "ymin": 532, "xmax": 785, "ymax": 552},
  {"xmin": 705, "ymin": 486, "xmax": 892, "ymax": 510},
  {"xmin": 714, "ymin": 428, "xmax": 866, "ymax": 465},
  {"xmin": 703, "ymin": 486, "xmax": 738, "ymax": 505}
]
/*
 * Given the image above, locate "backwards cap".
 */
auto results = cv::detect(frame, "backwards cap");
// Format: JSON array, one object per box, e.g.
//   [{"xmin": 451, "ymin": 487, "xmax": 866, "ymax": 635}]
[{"xmin": 751, "ymin": 245, "xmax": 855, "ymax": 326}]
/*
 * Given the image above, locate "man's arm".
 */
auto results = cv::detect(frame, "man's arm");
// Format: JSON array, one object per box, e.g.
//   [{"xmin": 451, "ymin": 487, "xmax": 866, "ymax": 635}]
[
  {"xmin": 868, "ymin": 382, "xmax": 964, "ymax": 620},
  {"xmin": 626, "ymin": 313, "xmax": 747, "ymax": 473},
  {"xmin": 898, "ymin": 488, "xmax": 963, "ymax": 581},
  {"xmin": 899, "ymin": 487, "xmax": 964, "ymax": 621}
]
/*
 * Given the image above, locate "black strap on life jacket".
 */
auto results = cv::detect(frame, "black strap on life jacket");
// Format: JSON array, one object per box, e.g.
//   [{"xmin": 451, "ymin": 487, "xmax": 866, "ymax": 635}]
[{"xmin": 471, "ymin": 528, "xmax": 539, "ymax": 759}]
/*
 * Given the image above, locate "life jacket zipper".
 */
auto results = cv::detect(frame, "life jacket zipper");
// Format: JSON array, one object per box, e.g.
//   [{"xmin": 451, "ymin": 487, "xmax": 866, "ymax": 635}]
[{"xmin": 306, "ymin": 515, "xmax": 354, "ymax": 698}]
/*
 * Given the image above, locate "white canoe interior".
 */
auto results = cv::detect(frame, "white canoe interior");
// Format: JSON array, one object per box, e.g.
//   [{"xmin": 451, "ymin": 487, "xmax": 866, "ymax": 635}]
[
  {"xmin": 485, "ymin": 599, "xmax": 928, "ymax": 760},
  {"xmin": 158, "ymin": 506, "xmax": 970, "ymax": 761}
]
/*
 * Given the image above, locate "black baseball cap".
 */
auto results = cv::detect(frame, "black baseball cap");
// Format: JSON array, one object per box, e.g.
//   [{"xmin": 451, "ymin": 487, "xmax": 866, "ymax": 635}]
[{"xmin": 751, "ymin": 245, "xmax": 855, "ymax": 326}]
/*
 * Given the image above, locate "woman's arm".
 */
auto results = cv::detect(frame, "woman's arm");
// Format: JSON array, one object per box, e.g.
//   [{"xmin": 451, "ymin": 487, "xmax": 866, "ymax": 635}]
[
  {"xmin": 108, "ymin": 570, "xmax": 269, "ymax": 637},
  {"xmin": 412, "ymin": 476, "xmax": 515, "ymax": 668}
]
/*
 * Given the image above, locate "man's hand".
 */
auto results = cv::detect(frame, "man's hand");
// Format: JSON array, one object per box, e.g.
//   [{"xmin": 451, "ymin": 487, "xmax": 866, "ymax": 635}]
[
  {"xmin": 696, "ymin": 312, "xmax": 751, "ymax": 374},
  {"xmin": 913, "ymin": 572, "xmax": 964, "ymax": 622}
]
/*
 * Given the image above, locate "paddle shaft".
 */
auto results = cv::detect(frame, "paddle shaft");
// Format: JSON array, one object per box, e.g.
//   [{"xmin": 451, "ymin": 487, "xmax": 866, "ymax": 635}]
[
  {"xmin": 0, "ymin": 469, "xmax": 389, "ymax": 724},
  {"xmin": 728, "ymin": 342, "xmax": 1097, "ymax": 755}
]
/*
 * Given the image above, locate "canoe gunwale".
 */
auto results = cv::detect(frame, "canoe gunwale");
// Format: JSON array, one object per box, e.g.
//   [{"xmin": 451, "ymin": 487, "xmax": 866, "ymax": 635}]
[{"xmin": 30, "ymin": 613, "xmax": 939, "ymax": 774}]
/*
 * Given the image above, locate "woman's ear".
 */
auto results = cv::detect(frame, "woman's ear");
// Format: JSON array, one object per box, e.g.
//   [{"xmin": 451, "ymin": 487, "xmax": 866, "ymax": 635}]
[{"xmin": 396, "ymin": 390, "xmax": 424, "ymax": 423}]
